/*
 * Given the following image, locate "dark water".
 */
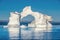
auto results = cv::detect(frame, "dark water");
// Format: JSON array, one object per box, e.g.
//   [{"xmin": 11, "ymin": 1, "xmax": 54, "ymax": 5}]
[{"xmin": 0, "ymin": 25, "xmax": 60, "ymax": 40}]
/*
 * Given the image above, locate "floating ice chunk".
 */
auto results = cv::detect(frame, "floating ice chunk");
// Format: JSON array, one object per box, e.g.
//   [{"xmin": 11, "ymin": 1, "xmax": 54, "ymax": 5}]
[
  {"xmin": 20, "ymin": 25, "xmax": 27, "ymax": 29},
  {"xmin": 3, "ymin": 26, "xmax": 8, "ymax": 28}
]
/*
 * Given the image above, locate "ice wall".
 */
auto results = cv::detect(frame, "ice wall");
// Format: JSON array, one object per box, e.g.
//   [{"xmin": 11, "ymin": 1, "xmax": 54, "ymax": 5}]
[{"xmin": 8, "ymin": 12, "xmax": 20, "ymax": 26}]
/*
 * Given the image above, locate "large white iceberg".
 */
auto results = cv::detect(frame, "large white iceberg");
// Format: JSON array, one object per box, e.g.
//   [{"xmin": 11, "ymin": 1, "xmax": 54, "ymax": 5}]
[{"xmin": 3, "ymin": 6, "xmax": 52, "ymax": 39}]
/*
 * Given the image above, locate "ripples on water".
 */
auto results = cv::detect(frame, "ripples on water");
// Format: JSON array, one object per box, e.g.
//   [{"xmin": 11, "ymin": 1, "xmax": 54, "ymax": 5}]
[{"xmin": 0, "ymin": 25, "xmax": 60, "ymax": 40}]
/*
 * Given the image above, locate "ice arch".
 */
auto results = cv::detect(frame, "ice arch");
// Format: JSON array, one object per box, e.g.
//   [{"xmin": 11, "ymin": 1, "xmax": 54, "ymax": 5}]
[
  {"xmin": 21, "ymin": 15, "xmax": 35, "ymax": 23},
  {"xmin": 21, "ymin": 6, "xmax": 52, "ymax": 32}
]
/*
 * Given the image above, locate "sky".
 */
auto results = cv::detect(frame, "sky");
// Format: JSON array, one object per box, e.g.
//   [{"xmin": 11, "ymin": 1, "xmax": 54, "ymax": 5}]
[{"xmin": 0, "ymin": 0, "xmax": 60, "ymax": 22}]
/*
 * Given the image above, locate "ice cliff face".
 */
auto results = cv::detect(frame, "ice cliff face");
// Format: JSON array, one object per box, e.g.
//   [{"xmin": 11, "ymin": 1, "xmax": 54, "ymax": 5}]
[{"xmin": 8, "ymin": 12, "xmax": 20, "ymax": 26}]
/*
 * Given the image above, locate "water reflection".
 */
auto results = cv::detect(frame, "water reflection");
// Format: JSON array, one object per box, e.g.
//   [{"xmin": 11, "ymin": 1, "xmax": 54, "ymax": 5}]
[
  {"xmin": 0, "ymin": 25, "xmax": 60, "ymax": 40},
  {"xmin": 8, "ymin": 26, "xmax": 20, "ymax": 40},
  {"xmin": 7, "ymin": 26, "xmax": 52, "ymax": 40}
]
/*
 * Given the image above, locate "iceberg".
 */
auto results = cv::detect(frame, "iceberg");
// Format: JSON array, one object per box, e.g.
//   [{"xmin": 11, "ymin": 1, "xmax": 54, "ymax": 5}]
[
  {"xmin": 4, "ymin": 6, "xmax": 52, "ymax": 32},
  {"xmin": 21, "ymin": 6, "xmax": 52, "ymax": 32},
  {"xmin": 3, "ymin": 6, "xmax": 52, "ymax": 39}
]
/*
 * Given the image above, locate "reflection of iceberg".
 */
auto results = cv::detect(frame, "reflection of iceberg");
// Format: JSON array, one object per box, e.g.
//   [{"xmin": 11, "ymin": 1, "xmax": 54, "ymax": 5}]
[{"xmin": 8, "ymin": 27, "xmax": 19, "ymax": 39}]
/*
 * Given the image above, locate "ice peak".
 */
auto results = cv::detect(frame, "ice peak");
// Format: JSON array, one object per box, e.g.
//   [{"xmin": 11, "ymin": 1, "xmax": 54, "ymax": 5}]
[{"xmin": 23, "ymin": 6, "xmax": 32, "ymax": 12}]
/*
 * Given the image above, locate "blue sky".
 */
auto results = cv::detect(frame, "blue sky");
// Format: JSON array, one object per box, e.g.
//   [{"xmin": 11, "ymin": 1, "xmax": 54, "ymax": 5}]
[{"xmin": 0, "ymin": 0, "xmax": 60, "ymax": 22}]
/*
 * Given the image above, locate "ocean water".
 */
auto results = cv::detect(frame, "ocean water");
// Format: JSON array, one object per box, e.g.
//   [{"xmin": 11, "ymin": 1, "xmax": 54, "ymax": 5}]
[{"xmin": 0, "ymin": 25, "xmax": 60, "ymax": 40}]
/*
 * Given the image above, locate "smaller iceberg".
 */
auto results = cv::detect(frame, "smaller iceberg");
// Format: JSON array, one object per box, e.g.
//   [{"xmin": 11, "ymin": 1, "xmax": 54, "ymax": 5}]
[
  {"xmin": 4, "ymin": 12, "xmax": 20, "ymax": 28},
  {"xmin": 20, "ymin": 25, "xmax": 27, "ymax": 29}
]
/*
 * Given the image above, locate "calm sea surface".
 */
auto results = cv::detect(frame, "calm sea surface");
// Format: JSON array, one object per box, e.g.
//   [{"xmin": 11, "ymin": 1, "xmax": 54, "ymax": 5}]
[{"xmin": 0, "ymin": 25, "xmax": 60, "ymax": 40}]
